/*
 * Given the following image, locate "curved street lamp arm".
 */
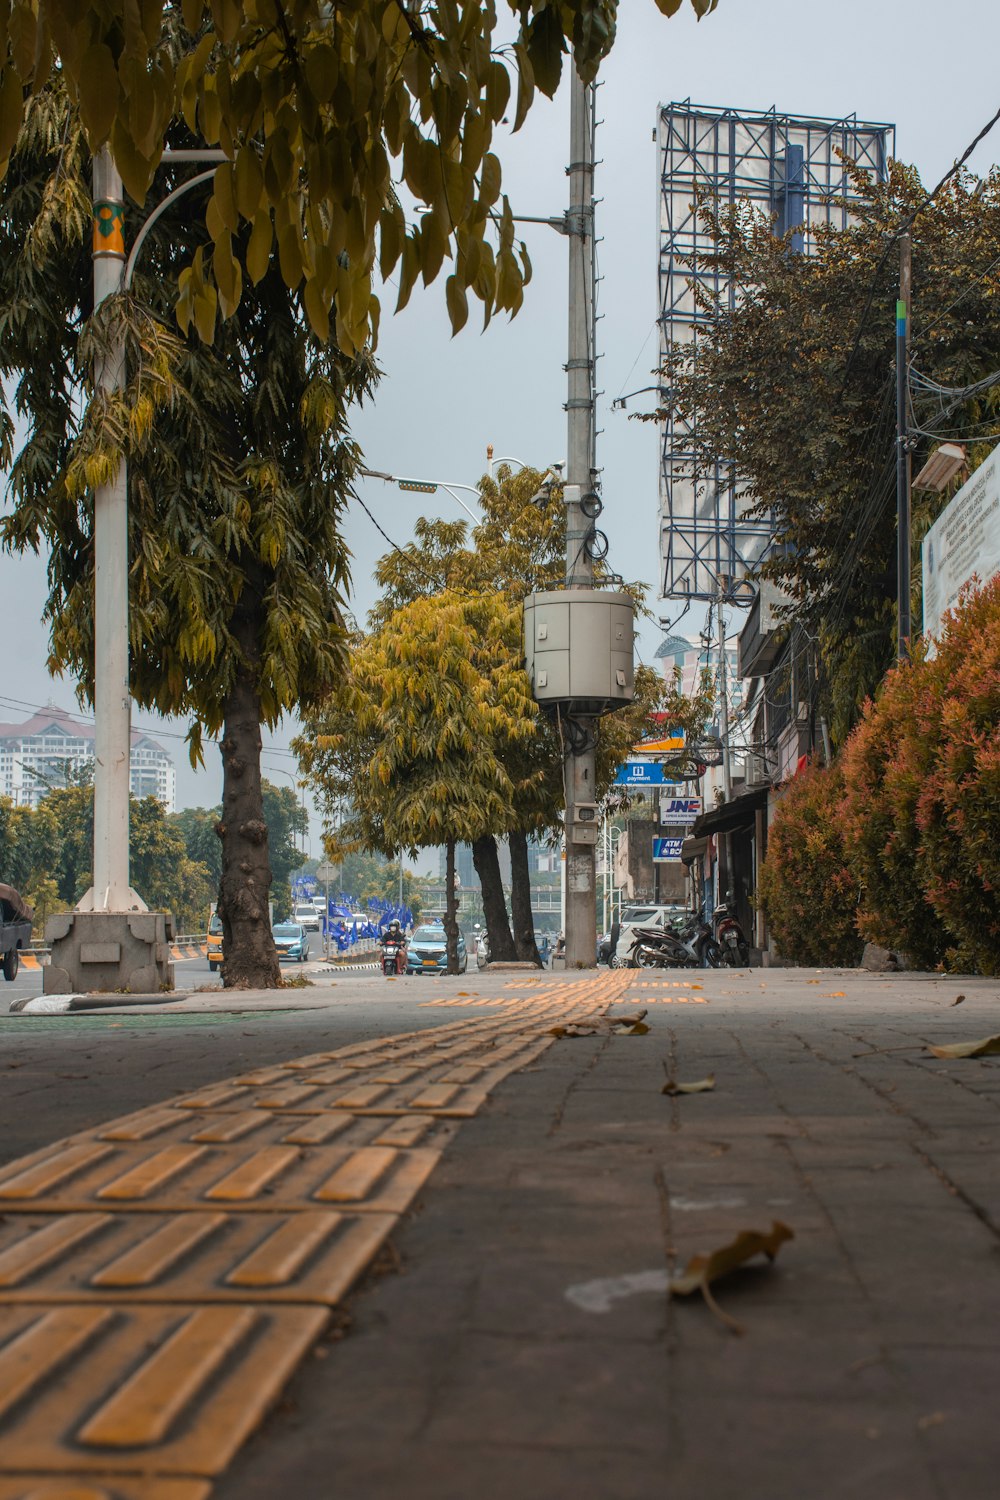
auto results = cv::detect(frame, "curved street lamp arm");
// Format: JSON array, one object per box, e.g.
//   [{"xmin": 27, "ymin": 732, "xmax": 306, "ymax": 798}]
[{"xmin": 123, "ymin": 168, "xmax": 217, "ymax": 290}]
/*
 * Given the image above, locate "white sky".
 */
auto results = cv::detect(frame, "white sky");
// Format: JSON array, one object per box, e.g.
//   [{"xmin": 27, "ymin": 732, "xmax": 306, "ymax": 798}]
[{"xmin": 2, "ymin": 0, "xmax": 999, "ymax": 866}]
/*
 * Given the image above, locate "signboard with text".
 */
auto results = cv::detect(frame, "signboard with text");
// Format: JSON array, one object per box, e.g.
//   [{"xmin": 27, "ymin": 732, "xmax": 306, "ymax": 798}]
[
  {"xmin": 659, "ymin": 796, "xmax": 702, "ymax": 825},
  {"xmin": 652, "ymin": 836, "xmax": 684, "ymax": 862},
  {"xmin": 614, "ymin": 761, "xmax": 681, "ymax": 788},
  {"xmin": 923, "ymin": 443, "xmax": 1000, "ymax": 643}
]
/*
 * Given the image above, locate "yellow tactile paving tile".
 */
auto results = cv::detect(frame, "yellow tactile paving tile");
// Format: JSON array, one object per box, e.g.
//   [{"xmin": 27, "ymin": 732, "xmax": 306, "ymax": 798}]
[
  {"xmin": 0, "ymin": 1208, "xmax": 396, "ymax": 1305},
  {"xmin": 0, "ymin": 1478, "xmax": 211, "ymax": 1499},
  {"xmin": 0, "ymin": 970, "xmax": 630, "ymax": 1495},
  {"xmin": 0, "ymin": 1302, "xmax": 326, "ymax": 1475},
  {"xmin": 17, "ymin": 952, "xmax": 41, "ymax": 972},
  {"xmin": 0, "ymin": 1141, "xmax": 441, "ymax": 1216}
]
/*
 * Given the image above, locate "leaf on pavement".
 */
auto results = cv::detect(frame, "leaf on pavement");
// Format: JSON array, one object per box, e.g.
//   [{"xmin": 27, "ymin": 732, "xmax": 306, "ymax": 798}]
[
  {"xmin": 548, "ymin": 1022, "xmax": 601, "ymax": 1037},
  {"xmin": 928, "ymin": 1033, "xmax": 1000, "ymax": 1059},
  {"xmin": 662, "ymin": 1072, "xmax": 715, "ymax": 1096},
  {"xmin": 669, "ymin": 1221, "xmax": 794, "ymax": 1333},
  {"xmin": 950, "ymin": 994, "xmax": 966, "ymax": 1006},
  {"xmin": 612, "ymin": 1019, "xmax": 650, "ymax": 1035},
  {"xmin": 549, "ymin": 1009, "xmax": 649, "ymax": 1039}
]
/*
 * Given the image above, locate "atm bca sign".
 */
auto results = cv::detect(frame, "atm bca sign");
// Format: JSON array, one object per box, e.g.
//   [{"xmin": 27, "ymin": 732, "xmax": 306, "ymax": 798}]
[{"xmin": 660, "ymin": 796, "xmax": 702, "ymax": 825}]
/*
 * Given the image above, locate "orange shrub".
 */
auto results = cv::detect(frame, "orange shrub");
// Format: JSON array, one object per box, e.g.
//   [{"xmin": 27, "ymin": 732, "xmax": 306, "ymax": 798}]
[{"xmin": 758, "ymin": 761, "xmax": 863, "ymax": 967}]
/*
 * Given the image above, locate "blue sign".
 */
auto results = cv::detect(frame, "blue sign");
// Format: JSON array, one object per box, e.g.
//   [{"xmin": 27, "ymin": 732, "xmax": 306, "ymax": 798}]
[
  {"xmin": 614, "ymin": 761, "xmax": 682, "ymax": 788},
  {"xmin": 652, "ymin": 836, "xmax": 685, "ymax": 863}
]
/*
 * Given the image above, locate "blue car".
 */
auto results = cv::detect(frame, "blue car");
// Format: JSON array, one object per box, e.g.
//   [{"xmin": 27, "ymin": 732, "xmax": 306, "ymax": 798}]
[
  {"xmin": 405, "ymin": 923, "xmax": 468, "ymax": 974},
  {"xmin": 273, "ymin": 922, "xmax": 308, "ymax": 963}
]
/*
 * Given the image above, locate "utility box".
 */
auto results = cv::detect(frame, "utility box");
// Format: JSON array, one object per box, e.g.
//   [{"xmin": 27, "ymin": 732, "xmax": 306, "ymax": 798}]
[{"xmin": 523, "ymin": 589, "xmax": 635, "ymax": 716}]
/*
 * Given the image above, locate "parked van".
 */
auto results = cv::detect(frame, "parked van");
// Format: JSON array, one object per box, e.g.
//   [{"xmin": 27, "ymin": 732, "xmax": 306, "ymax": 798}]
[{"xmin": 206, "ymin": 910, "xmax": 223, "ymax": 973}]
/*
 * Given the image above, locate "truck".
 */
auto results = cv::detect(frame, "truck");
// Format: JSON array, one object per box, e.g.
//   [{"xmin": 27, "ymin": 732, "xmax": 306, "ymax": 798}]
[{"xmin": 0, "ymin": 884, "xmax": 34, "ymax": 982}]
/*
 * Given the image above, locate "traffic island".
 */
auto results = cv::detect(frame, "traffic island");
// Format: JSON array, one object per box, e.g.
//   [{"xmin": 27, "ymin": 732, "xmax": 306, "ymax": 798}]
[{"xmin": 42, "ymin": 910, "xmax": 175, "ymax": 997}]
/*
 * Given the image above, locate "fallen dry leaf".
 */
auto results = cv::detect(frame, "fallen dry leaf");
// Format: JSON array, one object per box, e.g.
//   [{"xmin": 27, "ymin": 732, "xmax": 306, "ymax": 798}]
[
  {"xmin": 669, "ymin": 1221, "xmax": 794, "ymax": 1334},
  {"xmin": 662, "ymin": 1073, "xmax": 716, "ymax": 1097},
  {"xmin": 548, "ymin": 1023, "xmax": 602, "ymax": 1038},
  {"xmin": 826, "ymin": 991, "xmax": 846, "ymax": 998},
  {"xmin": 950, "ymin": 994, "xmax": 966, "ymax": 1006},
  {"xmin": 613, "ymin": 1020, "xmax": 650, "ymax": 1035},
  {"xmin": 549, "ymin": 1010, "xmax": 649, "ymax": 1039},
  {"xmin": 928, "ymin": 1033, "xmax": 1000, "ymax": 1060}
]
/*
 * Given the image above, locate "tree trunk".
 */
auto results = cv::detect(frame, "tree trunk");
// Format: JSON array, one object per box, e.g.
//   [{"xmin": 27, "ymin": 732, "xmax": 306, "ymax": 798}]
[
  {"xmin": 443, "ymin": 838, "xmax": 460, "ymax": 974},
  {"xmin": 216, "ymin": 590, "xmax": 280, "ymax": 990},
  {"xmin": 508, "ymin": 830, "xmax": 541, "ymax": 965},
  {"xmin": 472, "ymin": 834, "xmax": 515, "ymax": 960}
]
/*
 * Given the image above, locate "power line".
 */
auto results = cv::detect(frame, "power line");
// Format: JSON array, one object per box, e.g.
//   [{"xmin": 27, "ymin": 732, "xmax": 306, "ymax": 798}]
[{"xmin": 842, "ymin": 100, "xmax": 1000, "ymax": 389}]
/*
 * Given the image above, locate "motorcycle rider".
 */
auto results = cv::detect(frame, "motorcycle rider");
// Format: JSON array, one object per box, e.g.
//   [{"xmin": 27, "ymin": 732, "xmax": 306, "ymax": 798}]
[{"xmin": 380, "ymin": 918, "xmax": 406, "ymax": 974}]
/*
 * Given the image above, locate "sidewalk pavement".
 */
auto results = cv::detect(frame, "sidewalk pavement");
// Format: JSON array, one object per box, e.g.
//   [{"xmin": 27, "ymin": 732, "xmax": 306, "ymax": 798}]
[
  {"xmin": 2, "ymin": 965, "xmax": 1000, "ymax": 1498},
  {"xmin": 217, "ymin": 965, "xmax": 1000, "ymax": 1500}
]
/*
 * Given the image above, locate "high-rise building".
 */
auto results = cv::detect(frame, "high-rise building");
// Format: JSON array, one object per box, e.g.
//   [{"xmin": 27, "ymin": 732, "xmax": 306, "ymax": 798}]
[{"xmin": 0, "ymin": 705, "xmax": 176, "ymax": 812}]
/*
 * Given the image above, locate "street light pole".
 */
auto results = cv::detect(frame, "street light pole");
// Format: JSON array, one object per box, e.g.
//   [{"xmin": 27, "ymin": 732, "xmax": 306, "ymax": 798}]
[
  {"xmin": 47, "ymin": 147, "xmax": 227, "ymax": 994},
  {"xmin": 77, "ymin": 147, "xmax": 141, "ymax": 915}
]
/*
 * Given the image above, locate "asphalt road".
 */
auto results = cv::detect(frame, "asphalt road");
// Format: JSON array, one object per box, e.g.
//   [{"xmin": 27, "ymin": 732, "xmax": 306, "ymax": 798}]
[{"xmin": 1, "ymin": 929, "xmax": 334, "ymax": 1008}]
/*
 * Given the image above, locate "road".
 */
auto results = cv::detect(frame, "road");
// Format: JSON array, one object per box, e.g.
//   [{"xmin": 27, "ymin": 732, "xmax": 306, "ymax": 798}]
[{"xmin": 1, "ymin": 928, "xmax": 337, "ymax": 1010}]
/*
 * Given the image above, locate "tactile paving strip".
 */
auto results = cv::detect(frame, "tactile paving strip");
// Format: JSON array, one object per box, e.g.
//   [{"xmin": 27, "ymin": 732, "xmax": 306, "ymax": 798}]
[
  {"xmin": 0, "ymin": 1209, "xmax": 397, "ymax": 1304},
  {"xmin": 0, "ymin": 970, "xmax": 631, "ymax": 1493},
  {"xmin": 0, "ymin": 1481, "xmax": 211, "ymax": 1499}
]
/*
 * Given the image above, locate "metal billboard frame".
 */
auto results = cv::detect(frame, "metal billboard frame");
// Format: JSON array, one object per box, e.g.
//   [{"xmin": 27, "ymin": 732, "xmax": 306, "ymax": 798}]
[{"xmin": 657, "ymin": 101, "xmax": 894, "ymax": 603}]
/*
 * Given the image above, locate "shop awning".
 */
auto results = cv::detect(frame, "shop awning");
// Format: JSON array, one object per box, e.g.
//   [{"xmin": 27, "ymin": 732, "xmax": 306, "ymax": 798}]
[
  {"xmin": 691, "ymin": 784, "xmax": 769, "ymax": 839},
  {"xmin": 680, "ymin": 836, "xmax": 709, "ymax": 865}
]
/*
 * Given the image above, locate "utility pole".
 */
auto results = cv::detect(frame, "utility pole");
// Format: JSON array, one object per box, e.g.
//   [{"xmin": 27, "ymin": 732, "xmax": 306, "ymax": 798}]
[
  {"xmin": 716, "ymin": 578, "xmax": 733, "ymax": 904},
  {"xmin": 77, "ymin": 147, "xmax": 142, "ymax": 916},
  {"xmin": 896, "ymin": 233, "xmax": 912, "ymax": 661},
  {"xmin": 45, "ymin": 149, "xmax": 224, "ymax": 996},
  {"xmin": 562, "ymin": 68, "xmax": 598, "ymax": 970}
]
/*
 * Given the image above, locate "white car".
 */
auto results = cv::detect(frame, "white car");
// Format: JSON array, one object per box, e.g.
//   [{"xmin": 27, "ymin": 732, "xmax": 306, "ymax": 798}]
[
  {"xmin": 613, "ymin": 904, "xmax": 689, "ymax": 967},
  {"xmin": 293, "ymin": 903, "xmax": 320, "ymax": 931}
]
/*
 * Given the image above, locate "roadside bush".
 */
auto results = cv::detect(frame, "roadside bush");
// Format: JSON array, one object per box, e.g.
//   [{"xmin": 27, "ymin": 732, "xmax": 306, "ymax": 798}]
[
  {"xmin": 757, "ymin": 761, "xmax": 863, "ymax": 967},
  {"xmin": 915, "ymin": 577, "xmax": 1000, "ymax": 972},
  {"xmin": 838, "ymin": 652, "xmax": 952, "ymax": 969}
]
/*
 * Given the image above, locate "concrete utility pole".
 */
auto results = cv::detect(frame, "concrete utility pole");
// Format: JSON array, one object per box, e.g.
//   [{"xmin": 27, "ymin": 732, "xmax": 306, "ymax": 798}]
[
  {"xmin": 46, "ymin": 149, "xmax": 224, "ymax": 995},
  {"xmin": 716, "ymin": 578, "xmax": 733, "ymax": 904},
  {"xmin": 77, "ymin": 148, "xmax": 142, "ymax": 916},
  {"xmin": 896, "ymin": 234, "xmax": 912, "ymax": 661},
  {"xmin": 562, "ymin": 70, "xmax": 598, "ymax": 970}
]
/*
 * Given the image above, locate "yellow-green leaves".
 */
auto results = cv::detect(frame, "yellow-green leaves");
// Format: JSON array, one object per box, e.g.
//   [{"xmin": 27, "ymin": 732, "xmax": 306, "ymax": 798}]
[{"xmin": 0, "ymin": 1, "xmax": 715, "ymax": 351}]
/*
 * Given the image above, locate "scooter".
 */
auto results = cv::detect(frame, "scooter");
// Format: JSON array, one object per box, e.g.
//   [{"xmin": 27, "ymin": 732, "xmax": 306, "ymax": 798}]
[
  {"xmin": 381, "ymin": 934, "xmax": 407, "ymax": 976},
  {"xmin": 713, "ymin": 896, "xmax": 751, "ymax": 967},
  {"xmin": 627, "ymin": 909, "xmax": 721, "ymax": 969}
]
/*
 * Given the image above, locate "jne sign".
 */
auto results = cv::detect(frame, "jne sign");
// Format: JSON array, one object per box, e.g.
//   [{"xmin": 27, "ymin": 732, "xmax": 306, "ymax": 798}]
[{"xmin": 660, "ymin": 796, "xmax": 702, "ymax": 825}]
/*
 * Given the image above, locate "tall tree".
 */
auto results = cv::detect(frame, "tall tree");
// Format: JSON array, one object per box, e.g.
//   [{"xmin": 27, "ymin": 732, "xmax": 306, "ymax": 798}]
[
  {"xmin": 297, "ymin": 589, "xmax": 539, "ymax": 972},
  {"xmin": 652, "ymin": 161, "xmax": 1000, "ymax": 740},
  {"xmin": 0, "ymin": 86, "xmax": 375, "ymax": 987},
  {"xmin": 0, "ymin": 2, "xmax": 718, "ymax": 348},
  {"xmin": 302, "ymin": 467, "xmax": 718, "ymax": 960}
]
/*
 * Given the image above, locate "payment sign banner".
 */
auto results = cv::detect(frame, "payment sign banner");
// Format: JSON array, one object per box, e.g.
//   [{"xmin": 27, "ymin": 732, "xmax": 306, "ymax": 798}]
[
  {"xmin": 652, "ymin": 837, "xmax": 685, "ymax": 862},
  {"xmin": 613, "ymin": 761, "xmax": 680, "ymax": 787}
]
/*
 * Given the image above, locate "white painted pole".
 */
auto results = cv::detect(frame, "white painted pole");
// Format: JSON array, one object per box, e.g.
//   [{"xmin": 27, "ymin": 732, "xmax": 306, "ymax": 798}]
[{"xmin": 80, "ymin": 147, "xmax": 141, "ymax": 913}]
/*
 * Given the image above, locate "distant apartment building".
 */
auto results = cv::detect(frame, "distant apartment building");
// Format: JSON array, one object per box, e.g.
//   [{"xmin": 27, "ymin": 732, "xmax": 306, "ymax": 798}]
[{"xmin": 0, "ymin": 705, "xmax": 176, "ymax": 812}]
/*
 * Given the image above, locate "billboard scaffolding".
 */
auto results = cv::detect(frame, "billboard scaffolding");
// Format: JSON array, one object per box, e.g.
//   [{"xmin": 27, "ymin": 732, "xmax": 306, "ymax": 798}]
[{"xmin": 658, "ymin": 101, "xmax": 894, "ymax": 603}]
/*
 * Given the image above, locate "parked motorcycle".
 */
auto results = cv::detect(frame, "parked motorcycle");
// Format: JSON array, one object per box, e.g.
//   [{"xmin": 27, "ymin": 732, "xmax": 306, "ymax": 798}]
[
  {"xmin": 381, "ymin": 932, "xmax": 407, "ymax": 976},
  {"xmin": 713, "ymin": 896, "xmax": 751, "ymax": 967},
  {"xmin": 627, "ymin": 909, "xmax": 721, "ymax": 969},
  {"xmin": 476, "ymin": 931, "xmax": 491, "ymax": 970}
]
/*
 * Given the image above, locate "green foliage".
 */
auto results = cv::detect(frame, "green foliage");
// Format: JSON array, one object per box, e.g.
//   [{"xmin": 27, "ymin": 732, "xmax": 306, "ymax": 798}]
[
  {"xmin": 0, "ymin": 2, "xmax": 716, "ymax": 348},
  {"xmin": 655, "ymin": 161, "xmax": 1000, "ymax": 742},
  {"xmin": 1, "ymin": 786, "xmax": 215, "ymax": 932},
  {"xmin": 757, "ymin": 762, "xmax": 864, "ymax": 968},
  {"xmin": 171, "ymin": 780, "xmax": 307, "ymax": 921}
]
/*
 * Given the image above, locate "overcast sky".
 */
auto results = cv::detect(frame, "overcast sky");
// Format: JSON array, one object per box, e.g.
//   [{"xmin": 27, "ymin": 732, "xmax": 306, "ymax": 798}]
[{"xmin": 2, "ymin": 0, "xmax": 999, "ymax": 865}]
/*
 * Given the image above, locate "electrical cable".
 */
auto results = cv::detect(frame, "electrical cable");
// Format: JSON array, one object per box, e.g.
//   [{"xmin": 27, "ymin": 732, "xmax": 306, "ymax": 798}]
[{"xmin": 841, "ymin": 99, "xmax": 1000, "ymax": 390}]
